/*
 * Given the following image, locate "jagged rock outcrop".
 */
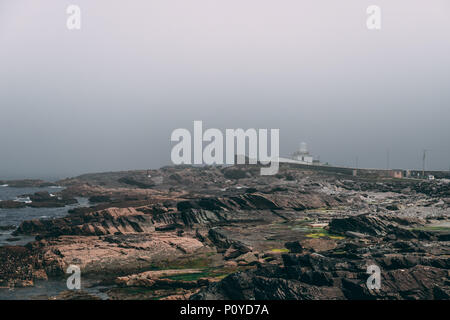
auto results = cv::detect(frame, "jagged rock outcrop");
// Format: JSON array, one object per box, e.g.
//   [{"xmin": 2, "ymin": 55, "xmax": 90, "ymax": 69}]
[
  {"xmin": 191, "ymin": 243, "xmax": 450, "ymax": 300},
  {"xmin": 26, "ymin": 191, "xmax": 78, "ymax": 208},
  {"xmin": 328, "ymin": 214, "xmax": 446, "ymax": 240},
  {"xmin": 14, "ymin": 207, "xmax": 173, "ymax": 237},
  {"xmin": 14, "ymin": 190, "xmax": 340, "ymax": 238}
]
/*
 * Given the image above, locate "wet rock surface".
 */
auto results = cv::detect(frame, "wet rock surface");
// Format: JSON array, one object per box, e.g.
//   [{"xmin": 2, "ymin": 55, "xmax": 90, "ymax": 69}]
[{"xmin": 0, "ymin": 200, "xmax": 27, "ymax": 209}]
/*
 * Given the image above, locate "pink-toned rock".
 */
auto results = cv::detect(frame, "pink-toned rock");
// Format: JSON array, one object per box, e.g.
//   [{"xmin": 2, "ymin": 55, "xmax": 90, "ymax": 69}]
[{"xmin": 38, "ymin": 233, "xmax": 209, "ymax": 276}]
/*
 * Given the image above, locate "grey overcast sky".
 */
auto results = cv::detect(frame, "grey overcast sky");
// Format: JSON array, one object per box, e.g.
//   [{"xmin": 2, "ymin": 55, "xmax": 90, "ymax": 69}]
[{"xmin": 1, "ymin": 0, "xmax": 449, "ymax": 179}]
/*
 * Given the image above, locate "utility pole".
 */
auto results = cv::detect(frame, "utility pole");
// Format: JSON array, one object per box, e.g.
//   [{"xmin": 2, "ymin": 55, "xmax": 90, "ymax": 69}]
[
  {"xmin": 355, "ymin": 156, "xmax": 359, "ymax": 169},
  {"xmin": 386, "ymin": 149, "xmax": 390, "ymax": 170},
  {"xmin": 422, "ymin": 149, "xmax": 427, "ymax": 178}
]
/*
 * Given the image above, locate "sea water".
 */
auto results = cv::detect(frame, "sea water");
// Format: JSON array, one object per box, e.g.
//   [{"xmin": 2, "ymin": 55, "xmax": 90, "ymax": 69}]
[
  {"xmin": 0, "ymin": 185, "xmax": 105, "ymax": 299},
  {"xmin": 0, "ymin": 185, "xmax": 89, "ymax": 246}
]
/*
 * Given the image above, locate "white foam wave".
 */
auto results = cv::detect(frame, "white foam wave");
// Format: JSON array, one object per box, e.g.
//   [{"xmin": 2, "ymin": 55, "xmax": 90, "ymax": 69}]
[{"xmin": 14, "ymin": 196, "xmax": 32, "ymax": 204}]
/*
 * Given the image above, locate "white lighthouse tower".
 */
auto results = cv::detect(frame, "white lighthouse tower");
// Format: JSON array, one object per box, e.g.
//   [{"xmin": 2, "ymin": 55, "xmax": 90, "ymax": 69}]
[{"xmin": 292, "ymin": 142, "xmax": 313, "ymax": 164}]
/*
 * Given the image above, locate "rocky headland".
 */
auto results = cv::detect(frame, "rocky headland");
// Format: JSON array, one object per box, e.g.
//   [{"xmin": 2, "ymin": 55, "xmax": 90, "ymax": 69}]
[{"xmin": 0, "ymin": 164, "xmax": 448, "ymax": 299}]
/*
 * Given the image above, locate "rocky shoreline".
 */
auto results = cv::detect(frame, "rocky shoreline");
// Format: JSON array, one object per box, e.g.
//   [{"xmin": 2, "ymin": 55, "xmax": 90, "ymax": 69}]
[
  {"xmin": 0, "ymin": 191, "xmax": 78, "ymax": 209},
  {"xmin": 0, "ymin": 164, "xmax": 448, "ymax": 299}
]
